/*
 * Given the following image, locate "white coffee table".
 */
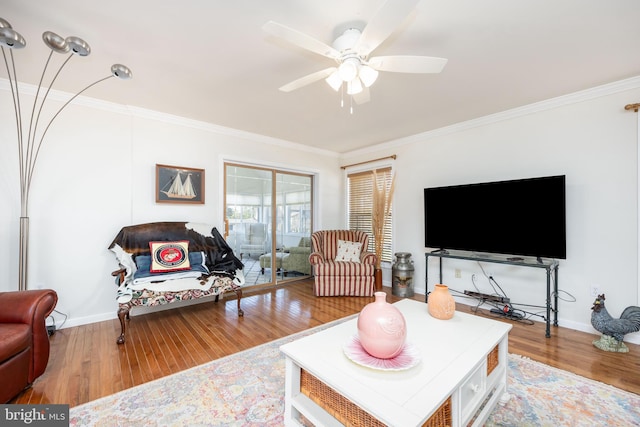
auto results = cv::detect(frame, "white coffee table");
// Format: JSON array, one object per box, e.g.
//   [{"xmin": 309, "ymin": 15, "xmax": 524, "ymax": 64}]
[{"xmin": 280, "ymin": 299, "xmax": 512, "ymax": 427}]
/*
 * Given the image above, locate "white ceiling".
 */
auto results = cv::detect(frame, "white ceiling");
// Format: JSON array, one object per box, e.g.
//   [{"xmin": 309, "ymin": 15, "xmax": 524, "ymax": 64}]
[{"xmin": 2, "ymin": 0, "xmax": 639, "ymax": 154}]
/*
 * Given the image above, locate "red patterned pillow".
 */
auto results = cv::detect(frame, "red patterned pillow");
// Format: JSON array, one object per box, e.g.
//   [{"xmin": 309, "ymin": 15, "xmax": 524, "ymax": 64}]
[{"xmin": 149, "ymin": 240, "xmax": 191, "ymax": 273}]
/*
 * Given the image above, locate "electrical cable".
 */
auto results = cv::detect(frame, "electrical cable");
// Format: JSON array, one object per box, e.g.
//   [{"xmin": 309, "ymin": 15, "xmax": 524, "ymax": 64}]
[
  {"xmin": 442, "ymin": 259, "xmax": 575, "ymax": 330},
  {"xmin": 554, "ymin": 289, "xmax": 576, "ymax": 303},
  {"xmin": 477, "ymin": 262, "xmax": 508, "ymax": 301},
  {"xmin": 471, "ymin": 273, "xmax": 481, "ymax": 293},
  {"xmin": 438, "ymin": 273, "xmax": 568, "ymax": 328},
  {"xmin": 46, "ymin": 309, "xmax": 68, "ymax": 336},
  {"xmin": 473, "ymin": 299, "xmax": 535, "ymax": 325},
  {"xmin": 481, "ymin": 262, "xmax": 570, "ymax": 320},
  {"xmin": 52, "ymin": 309, "xmax": 68, "ymax": 329},
  {"xmin": 466, "ymin": 264, "xmax": 543, "ymax": 325}
]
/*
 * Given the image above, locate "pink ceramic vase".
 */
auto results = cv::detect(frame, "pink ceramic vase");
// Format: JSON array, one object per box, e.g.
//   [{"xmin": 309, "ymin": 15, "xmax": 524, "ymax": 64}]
[
  {"xmin": 357, "ymin": 292, "xmax": 407, "ymax": 359},
  {"xmin": 428, "ymin": 284, "xmax": 456, "ymax": 320}
]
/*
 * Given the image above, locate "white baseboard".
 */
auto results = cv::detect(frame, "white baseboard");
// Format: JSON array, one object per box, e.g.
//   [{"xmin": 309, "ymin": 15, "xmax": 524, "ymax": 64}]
[
  {"xmin": 53, "ymin": 311, "xmax": 116, "ymax": 330},
  {"xmin": 559, "ymin": 318, "xmax": 640, "ymax": 345},
  {"xmin": 52, "ymin": 297, "xmax": 218, "ymax": 330},
  {"xmin": 443, "ymin": 294, "xmax": 640, "ymax": 346}
]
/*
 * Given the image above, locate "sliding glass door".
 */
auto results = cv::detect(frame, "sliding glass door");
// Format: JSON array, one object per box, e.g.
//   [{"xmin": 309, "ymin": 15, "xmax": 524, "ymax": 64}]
[
  {"xmin": 224, "ymin": 163, "xmax": 312, "ymax": 289},
  {"xmin": 275, "ymin": 171, "xmax": 312, "ymax": 280}
]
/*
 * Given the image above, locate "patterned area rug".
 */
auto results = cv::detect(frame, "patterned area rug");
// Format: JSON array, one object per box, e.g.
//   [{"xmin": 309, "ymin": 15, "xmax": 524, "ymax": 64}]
[
  {"xmin": 69, "ymin": 320, "xmax": 640, "ymax": 427},
  {"xmin": 487, "ymin": 355, "xmax": 640, "ymax": 427}
]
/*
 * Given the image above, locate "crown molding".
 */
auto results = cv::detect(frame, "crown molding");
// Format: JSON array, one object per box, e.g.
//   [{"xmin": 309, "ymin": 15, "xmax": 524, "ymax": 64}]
[
  {"xmin": 0, "ymin": 78, "xmax": 339, "ymax": 159},
  {"xmin": 125, "ymin": 105, "xmax": 338, "ymax": 158},
  {"xmin": 0, "ymin": 78, "xmax": 128, "ymax": 115},
  {"xmin": 342, "ymin": 75, "xmax": 640, "ymax": 158},
  {"xmin": 4, "ymin": 76, "xmax": 639, "ymax": 161}
]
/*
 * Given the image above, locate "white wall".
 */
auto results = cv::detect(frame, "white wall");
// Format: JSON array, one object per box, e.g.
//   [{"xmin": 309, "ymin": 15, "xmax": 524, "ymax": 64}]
[
  {"xmin": 0, "ymin": 83, "xmax": 344, "ymax": 328},
  {"xmin": 3, "ymin": 78, "xmax": 640, "ymax": 344},
  {"xmin": 343, "ymin": 79, "xmax": 640, "ymax": 343}
]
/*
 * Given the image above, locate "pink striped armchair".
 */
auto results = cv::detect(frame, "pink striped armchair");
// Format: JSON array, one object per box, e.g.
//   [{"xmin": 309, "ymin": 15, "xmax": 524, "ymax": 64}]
[{"xmin": 309, "ymin": 230, "xmax": 377, "ymax": 296}]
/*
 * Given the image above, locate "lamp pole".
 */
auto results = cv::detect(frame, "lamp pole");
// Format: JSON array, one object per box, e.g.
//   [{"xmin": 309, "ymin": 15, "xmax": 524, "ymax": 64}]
[{"xmin": 0, "ymin": 17, "xmax": 132, "ymax": 291}]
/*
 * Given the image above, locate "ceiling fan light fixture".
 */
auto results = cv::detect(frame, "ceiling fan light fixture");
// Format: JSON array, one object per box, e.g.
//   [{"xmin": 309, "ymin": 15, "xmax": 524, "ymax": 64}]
[
  {"xmin": 338, "ymin": 59, "xmax": 358, "ymax": 82},
  {"xmin": 359, "ymin": 65, "xmax": 379, "ymax": 87},
  {"xmin": 347, "ymin": 78, "xmax": 363, "ymax": 95},
  {"xmin": 263, "ymin": 3, "xmax": 448, "ymax": 107},
  {"xmin": 325, "ymin": 70, "xmax": 342, "ymax": 91}
]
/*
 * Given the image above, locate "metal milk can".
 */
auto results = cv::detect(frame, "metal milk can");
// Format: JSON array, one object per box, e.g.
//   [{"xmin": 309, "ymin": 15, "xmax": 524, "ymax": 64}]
[{"xmin": 392, "ymin": 252, "xmax": 415, "ymax": 298}]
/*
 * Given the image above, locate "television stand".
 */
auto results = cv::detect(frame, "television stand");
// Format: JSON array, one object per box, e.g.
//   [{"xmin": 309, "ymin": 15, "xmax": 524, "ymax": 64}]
[{"xmin": 425, "ymin": 250, "xmax": 559, "ymax": 338}]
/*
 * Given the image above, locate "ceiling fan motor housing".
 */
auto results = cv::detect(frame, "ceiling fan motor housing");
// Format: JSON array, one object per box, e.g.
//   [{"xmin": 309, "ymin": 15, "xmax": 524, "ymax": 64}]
[
  {"xmin": 332, "ymin": 28, "xmax": 362, "ymax": 52},
  {"xmin": 332, "ymin": 29, "xmax": 368, "ymax": 83}
]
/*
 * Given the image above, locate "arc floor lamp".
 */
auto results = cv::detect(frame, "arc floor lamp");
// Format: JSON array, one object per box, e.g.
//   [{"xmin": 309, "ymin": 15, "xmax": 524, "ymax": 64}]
[{"xmin": 0, "ymin": 17, "xmax": 132, "ymax": 291}]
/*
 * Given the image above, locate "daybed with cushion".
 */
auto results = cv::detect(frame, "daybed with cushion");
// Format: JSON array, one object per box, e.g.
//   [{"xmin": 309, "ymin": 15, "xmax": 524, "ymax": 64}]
[
  {"xmin": 0, "ymin": 289, "xmax": 57, "ymax": 403},
  {"xmin": 109, "ymin": 222, "xmax": 245, "ymax": 344},
  {"xmin": 309, "ymin": 230, "xmax": 377, "ymax": 296}
]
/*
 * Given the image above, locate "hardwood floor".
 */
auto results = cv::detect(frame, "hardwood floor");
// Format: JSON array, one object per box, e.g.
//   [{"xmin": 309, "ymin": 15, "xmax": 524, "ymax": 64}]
[{"xmin": 11, "ymin": 279, "xmax": 640, "ymax": 407}]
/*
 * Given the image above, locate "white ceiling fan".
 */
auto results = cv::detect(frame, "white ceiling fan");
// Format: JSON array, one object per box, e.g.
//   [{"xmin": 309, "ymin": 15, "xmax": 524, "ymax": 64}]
[{"xmin": 263, "ymin": 0, "xmax": 447, "ymax": 106}]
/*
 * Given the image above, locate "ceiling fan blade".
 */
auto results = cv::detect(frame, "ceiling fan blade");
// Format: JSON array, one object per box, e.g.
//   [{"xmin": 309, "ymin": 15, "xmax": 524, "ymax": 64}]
[
  {"xmin": 369, "ymin": 55, "xmax": 448, "ymax": 73},
  {"xmin": 278, "ymin": 67, "xmax": 337, "ymax": 92},
  {"xmin": 263, "ymin": 21, "xmax": 339, "ymax": 59},
  {"xmin": 353, "ymin": 86, "xmax": 370, "ymax": 105},
  {"xmin": 354, "ymin": 0, "xmax": 421, "ymax": 56}
]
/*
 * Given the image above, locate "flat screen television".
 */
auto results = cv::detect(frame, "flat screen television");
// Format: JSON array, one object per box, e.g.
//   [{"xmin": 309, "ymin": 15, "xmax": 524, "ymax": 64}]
[{"xmin": 424, "ymin": 175, "xmax": 566, "ymax": 259}]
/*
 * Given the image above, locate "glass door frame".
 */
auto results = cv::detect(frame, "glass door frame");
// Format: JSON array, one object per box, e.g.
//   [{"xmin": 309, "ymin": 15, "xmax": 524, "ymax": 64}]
[{"xmin": 224, "ymin": 162, "xmax": 314, "ymax": 289}]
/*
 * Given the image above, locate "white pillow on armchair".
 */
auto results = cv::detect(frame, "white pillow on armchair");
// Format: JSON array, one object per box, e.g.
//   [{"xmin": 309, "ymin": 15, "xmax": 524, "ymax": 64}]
[{"xmin": 334, "ymin": 239, "xmax": 362, "ymax": 262}]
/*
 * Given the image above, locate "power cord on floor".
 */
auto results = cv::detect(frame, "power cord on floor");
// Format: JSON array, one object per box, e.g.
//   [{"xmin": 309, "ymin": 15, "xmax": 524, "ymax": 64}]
[
  {"xmin": 446, "ymin": 266, "xmax": 576, "ymax": 328},
  {"xmin": 47, "ymin": 309, "xmax": 68, "ymax": 336}
]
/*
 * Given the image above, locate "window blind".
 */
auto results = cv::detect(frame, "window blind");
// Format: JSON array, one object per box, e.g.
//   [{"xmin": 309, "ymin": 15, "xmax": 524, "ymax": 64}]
[{"xmin": 347, "ymin": 167, "xmax": 393, "ymax": 263}]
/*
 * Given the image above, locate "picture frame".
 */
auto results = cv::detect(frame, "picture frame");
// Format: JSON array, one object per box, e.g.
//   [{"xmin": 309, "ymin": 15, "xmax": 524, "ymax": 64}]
[{"xmin": 155, "ymin": 164, "xmax": 205, "ymax": 204}]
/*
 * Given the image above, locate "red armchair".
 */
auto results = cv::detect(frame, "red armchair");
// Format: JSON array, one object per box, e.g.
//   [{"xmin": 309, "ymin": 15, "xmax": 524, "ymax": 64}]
[{"xmin": 0, "ymin": 289, "xmax": 58, "ymax": 403}]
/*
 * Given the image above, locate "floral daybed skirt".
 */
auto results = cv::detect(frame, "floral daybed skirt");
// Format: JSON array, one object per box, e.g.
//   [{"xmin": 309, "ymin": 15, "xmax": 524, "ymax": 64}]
[{"xmin": 120, "ymin": 275, "xmax": 240, "ymax": 309}]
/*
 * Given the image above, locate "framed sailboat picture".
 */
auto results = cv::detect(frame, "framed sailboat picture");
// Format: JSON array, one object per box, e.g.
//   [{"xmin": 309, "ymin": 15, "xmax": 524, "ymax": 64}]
[{"xmin": 156, "ymin": 164, "xmax": 205, "ymax": 204}]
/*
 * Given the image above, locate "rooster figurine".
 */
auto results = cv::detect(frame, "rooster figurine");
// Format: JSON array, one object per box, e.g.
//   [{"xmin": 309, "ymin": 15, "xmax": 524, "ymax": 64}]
[{"xmin": 591, "ymin": 294, "xmax": 640, "ymax": 353}]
